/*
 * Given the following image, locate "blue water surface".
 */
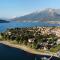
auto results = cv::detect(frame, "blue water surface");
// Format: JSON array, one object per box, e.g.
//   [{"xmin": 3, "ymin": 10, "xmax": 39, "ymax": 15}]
[{"xmin": 0, "ymin": 21, "xmax": 60, "ymax": 32}]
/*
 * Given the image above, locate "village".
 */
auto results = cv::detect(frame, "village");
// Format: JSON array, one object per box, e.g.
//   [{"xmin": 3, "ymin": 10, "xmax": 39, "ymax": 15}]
[{"xmin": 0, "ymin": 27, "xmax": 60, "ymax": 53}]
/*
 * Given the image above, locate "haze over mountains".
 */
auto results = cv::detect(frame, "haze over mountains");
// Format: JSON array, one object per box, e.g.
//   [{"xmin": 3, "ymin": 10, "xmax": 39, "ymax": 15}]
[{"xmin": 14, "ymin": 8, "xmax": 60, "ymax": 22}]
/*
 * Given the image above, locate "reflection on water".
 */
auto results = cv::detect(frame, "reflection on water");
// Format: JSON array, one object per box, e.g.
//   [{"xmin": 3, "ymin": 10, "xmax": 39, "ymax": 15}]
[{"xmin": 0, "ymin": 43, "xmax": 59, "ymax": 60}]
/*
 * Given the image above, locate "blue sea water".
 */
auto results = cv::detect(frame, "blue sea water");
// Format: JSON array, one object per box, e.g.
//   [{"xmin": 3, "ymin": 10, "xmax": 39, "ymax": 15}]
[{"xmin": 0, "ymin": 21, "xmax": 60, "ymax": 32}]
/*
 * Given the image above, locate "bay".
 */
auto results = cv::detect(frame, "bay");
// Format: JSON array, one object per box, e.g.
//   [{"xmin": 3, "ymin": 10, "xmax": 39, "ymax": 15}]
[{"xmin": 0, "ymin": 21, "xmax": 60, "ymax": 32}]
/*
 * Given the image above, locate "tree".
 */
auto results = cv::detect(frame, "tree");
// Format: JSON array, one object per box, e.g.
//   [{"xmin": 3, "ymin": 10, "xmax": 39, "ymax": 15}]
[
  {"xmin": 15, "ymin": 36, "xmax": 21, "ymax": 43},
  {"xmin": 31, "ymin": 42, "xmax": 37, "ymax": 49}
]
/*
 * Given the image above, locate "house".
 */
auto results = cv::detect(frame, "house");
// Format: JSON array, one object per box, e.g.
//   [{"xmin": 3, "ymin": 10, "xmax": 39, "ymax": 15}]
[
  {"xmin": 51, "ymin": 28, "xmax": 60, "ymax": 37},
  {"xmin": 57, "ymin": 39, "xmax": 60, "ymax": 45},
  {"xmin": 28, "ymin": 38, "xmax": 35, "ymax": 43},
  {"xmin": 57, "ymin": 51, "xmax": 60, "ymax": 57},
  {"xmin": 44, "ymin": 47, "xmax": 47, "ymax": 50}
]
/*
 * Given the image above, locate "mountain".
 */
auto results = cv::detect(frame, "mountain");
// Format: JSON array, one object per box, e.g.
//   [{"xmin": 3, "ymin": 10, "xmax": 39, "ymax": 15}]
[
  {"xmin": 14, "ymin": 8, "xmax": 60, "ymax": 22},
  {"xmin": 0, "ymin": 19, "xmax": 9, "ymax": 23}
]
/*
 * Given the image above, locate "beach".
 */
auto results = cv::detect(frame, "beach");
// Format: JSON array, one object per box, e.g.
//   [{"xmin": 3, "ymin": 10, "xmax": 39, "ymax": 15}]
[{"xmin": 0, "ymin": 41, "xmax": 58, "ymax": 58}]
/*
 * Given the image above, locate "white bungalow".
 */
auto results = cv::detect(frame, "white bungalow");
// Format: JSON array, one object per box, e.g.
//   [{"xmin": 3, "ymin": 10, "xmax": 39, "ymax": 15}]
[
  {"xmin": 28, "ymin": 38, "xmax": 35, "ymax": 43},
  {"xmin": 44, "ymin": 47, "xmax": 47, "ymax": 50},
  {"xmin": 8, "ymin": 31, "xmax": 11, "ymax": 35},
  {"xmin": 57, "ymin": 39, "xmax": 60, "ymax": 45}
]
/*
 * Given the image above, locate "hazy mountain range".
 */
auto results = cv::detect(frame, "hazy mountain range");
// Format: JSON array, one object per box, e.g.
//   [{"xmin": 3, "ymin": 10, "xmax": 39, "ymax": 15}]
[
  {"xmin": 13, "ymin": 8, "xmax": 60, "ymax": 22},
  {"xmin": 0, "ymin": 19, "xmax": 9, "ymax": 23}
]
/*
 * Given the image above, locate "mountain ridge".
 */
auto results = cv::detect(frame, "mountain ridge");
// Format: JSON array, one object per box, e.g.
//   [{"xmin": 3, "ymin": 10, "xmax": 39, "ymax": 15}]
[{"xmin": 13, "ymin": 8, "xmax": 60, "ymax": 22}]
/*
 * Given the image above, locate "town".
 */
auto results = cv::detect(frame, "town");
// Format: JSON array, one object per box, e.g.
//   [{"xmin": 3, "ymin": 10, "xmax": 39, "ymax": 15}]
[{"xmin": 0, "ymin": 27, "xmax": 60, "ymax": 54}]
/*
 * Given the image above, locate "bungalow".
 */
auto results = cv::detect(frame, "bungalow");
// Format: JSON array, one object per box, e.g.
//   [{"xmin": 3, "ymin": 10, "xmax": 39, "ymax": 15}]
[
  {"xmin": 7, "ymin": 31, "xmax": 11, "ymax": 35},
  {"xmin": 28, "ymin": 38, "xmax": 35, "ymax": 43},
  {"xmin": 57, "ymin": 51, "xmax": 60, "ymax": 57},
  {"xmin": 44, "ymin": 47, "xmax": 47, "ymax": 50},
  {"xmin": 57, "ymin": 39, "xmax": 60, "ymax": 45}
]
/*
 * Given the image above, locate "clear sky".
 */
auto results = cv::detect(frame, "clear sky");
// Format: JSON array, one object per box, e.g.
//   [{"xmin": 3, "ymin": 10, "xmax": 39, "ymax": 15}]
[{"xmin": 0, "ymin": 0, "xmax": 60, "ymax": 18}]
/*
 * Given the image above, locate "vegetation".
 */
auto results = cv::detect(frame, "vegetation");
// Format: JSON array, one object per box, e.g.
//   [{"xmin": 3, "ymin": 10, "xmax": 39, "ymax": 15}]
[
  {"xmin": 50, "ymin": 44, "xmax": 60, "ymax": 53},
  {"xmin": 0, "ymin": 27, "xmax": 60, "ymax": 53}
]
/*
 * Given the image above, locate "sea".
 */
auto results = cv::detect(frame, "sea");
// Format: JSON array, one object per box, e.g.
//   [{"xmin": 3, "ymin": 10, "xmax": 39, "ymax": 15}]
[{"xmin": 0, "ymin": 21, "xmax": 60, "ymax": 32}]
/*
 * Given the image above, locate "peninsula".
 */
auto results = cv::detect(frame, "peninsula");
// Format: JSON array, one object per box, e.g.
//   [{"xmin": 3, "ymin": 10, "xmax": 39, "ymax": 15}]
[{"xmin": 0, "ymin": 27, "xmax": 60, "ymax": 58}]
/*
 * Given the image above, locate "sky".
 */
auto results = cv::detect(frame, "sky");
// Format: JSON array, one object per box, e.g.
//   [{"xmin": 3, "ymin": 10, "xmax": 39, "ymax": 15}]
[{"xmin": 0, "ymin": 0, "xmax": 60, "ymax": 18}]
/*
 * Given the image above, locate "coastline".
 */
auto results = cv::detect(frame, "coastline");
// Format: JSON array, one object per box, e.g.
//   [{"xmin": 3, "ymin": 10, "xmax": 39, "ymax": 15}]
[{"xmin": 0, "ymin": 41, "xmax": 59, "ymax": 58}]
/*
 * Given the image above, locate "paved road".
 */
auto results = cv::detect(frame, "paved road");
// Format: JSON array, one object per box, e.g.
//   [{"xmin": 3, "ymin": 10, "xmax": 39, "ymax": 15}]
[{"xmin": 0, "ymin": 43, "xmax": 35, "ymax": 60}]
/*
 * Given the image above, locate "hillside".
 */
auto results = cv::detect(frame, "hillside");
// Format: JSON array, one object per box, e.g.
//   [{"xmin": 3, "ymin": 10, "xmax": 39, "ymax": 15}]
[{"xmin": 13, "ymin": 8, "xmax": 60, "ymax": 22}]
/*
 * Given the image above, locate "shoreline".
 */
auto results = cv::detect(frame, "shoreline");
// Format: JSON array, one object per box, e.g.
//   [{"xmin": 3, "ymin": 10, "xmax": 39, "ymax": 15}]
[{"xmin": 0, "ymin": 41, "xmax": 59, "ymax": 58}]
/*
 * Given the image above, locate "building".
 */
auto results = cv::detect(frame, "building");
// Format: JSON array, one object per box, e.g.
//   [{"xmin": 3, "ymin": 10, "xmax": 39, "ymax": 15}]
[
  {"xmin": 57, "ymin": 51, "xmax": 60, "ymax": 57},
  {"xmin": 28, "ymin": 38, "xmax": 35, "ymax": 43},
  {"xmin": 57, "ymin": 39, "xmax": 60, "ymax": 45}
]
